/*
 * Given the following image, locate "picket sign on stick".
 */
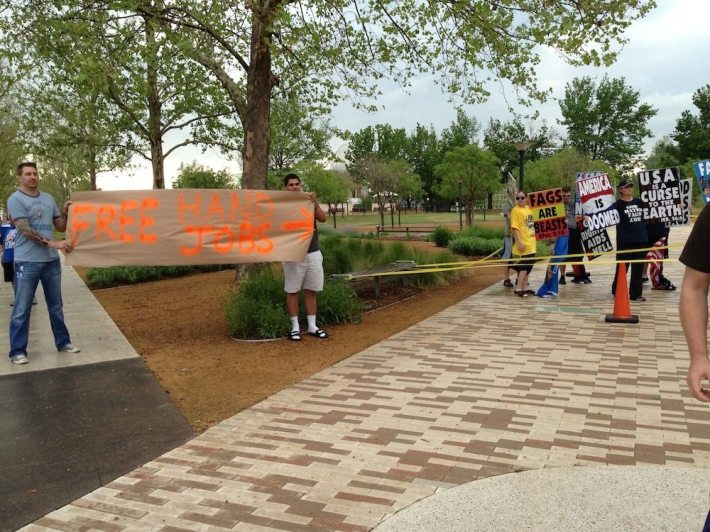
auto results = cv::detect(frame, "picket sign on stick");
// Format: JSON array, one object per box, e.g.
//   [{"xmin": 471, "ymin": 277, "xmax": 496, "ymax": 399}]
[{"xmin": 64, "ymin": 189, "xmax": 315, "ymax": 267}]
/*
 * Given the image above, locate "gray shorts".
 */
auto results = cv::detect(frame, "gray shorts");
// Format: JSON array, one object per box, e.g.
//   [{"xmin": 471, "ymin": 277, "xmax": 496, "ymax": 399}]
[{"xmin": 283, "ymin": 250, "xmax": 324, "ymax": 293}]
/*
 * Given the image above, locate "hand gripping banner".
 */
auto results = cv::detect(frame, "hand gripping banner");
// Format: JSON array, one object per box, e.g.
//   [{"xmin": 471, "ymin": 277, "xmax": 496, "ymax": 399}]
[{"xmin": 64, "ymin": 189, "xmax": 315, "ymax": 267}]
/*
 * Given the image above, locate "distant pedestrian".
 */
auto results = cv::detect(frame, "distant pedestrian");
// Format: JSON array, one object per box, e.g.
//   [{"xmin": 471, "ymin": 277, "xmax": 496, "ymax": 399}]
[
  {"xmin": 1, "ymin": 218, "xmax": 17, "ymax": 304},
  {"xmin": 558, "ymin": 186, "xmax": 591, "ymax": 284}
]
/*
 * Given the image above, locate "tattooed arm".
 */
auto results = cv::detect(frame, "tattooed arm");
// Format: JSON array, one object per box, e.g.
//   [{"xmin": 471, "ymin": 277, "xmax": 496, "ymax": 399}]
[{"xmin": 14, "ymin": 218, "xmax": 73, "ymax": 253}]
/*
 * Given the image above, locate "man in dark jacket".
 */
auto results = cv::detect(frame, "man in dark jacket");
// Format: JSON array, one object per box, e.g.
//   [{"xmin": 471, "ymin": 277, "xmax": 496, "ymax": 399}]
[{"xmin": 611, "ymin": 178, "xmax": 647, "ymax": 302}]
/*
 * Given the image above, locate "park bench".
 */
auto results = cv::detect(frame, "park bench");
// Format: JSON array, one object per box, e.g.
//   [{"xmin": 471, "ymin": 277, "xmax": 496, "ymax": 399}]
[
  {"xmin": 375, "ymin": 225, "xmax": 441, "ymax": 238},
  {"xmin": 330, "ymin": 260, "xmax": 417, "ymax": 297}
]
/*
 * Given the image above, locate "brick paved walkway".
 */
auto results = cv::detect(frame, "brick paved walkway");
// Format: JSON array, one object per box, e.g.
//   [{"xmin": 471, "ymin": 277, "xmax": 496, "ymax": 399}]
[{"xmin": 25, "ymin": 225, "xmax": 710, "ymax": 531}]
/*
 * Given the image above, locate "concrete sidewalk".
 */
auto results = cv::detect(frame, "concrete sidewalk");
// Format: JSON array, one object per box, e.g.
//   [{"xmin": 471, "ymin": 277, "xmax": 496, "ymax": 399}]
[
  {"xmin": 7, "ymin": 227, "xmax": 710, "ymax": 531},
  {"xmin": 0, "ymin": 261, "xmax": 193, "ymax": 531}
]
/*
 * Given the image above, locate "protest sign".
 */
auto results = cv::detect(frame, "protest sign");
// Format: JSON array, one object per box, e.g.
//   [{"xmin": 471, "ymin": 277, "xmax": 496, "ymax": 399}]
[
  {"xmin": 527, "ymin": 188, "xmax": 568, "ymax": 240},
  {"xmin": 637, "ymin": 166, "xmax": 681, "ymax": 223},
  {"xmin": 580, "ymin": 226, "xmax": 613, "ymax": 254},
  {"xmin": 577, "ymin": 173, "xmax": 619, "ymax": 229},
  {"xmin": 65, "ymin": 189, "xmax": 315, "ymax": 266},
  {"xmin": 670, "ymin": 178, "xmax": 692, "ymax": 226},
  {"xmin": 693, "ymin": 160, "xmax": 710, "ymax": 204}
]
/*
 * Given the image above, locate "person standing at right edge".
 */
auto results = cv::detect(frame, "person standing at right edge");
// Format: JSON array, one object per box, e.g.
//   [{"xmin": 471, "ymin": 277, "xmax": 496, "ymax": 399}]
[
  {"xmin": 611, "ymin": 178, "xmax": 647, "ymax": 302},
  {"xmin": 678, "ymin": 202, "xmax": 710, "ymax": 531}
]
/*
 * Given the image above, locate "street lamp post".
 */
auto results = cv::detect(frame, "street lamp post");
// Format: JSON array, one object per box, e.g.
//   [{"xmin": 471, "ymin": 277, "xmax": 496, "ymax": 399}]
[
  {"xmin": 512, "ymin": 141, "xmax": 533, "ymax": 192},
  {"xmin": 459, "ymin": 179, "xmax": 463, "ymax": 230}
]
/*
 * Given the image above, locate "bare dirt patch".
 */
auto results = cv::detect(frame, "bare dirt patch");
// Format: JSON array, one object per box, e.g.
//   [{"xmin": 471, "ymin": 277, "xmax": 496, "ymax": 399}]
[{"xmin": 86, "ymin": 246, "xmax": 501, "ymax": 433}]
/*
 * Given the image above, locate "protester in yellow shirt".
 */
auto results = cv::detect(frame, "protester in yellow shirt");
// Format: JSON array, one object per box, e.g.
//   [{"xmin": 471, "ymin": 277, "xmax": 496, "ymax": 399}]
[{"xmin": 510, "ymin": 192, "xmax": 537, "ymax": 297}]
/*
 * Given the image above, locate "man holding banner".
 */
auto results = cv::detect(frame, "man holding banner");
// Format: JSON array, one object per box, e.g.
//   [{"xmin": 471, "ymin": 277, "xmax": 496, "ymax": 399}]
[
  {"xmin": 7, "ymin": 162, "xmax": 80, "ymax": 365},
  {"xmin": 282, "ymin": 173, "xmax": 328, "ymax": 341}
]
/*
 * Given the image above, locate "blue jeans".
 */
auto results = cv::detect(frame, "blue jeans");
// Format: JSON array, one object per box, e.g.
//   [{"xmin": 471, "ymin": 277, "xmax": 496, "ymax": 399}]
[{"xmin": 8, "ymin": 260, "xmax": 71, "ymax": 358}]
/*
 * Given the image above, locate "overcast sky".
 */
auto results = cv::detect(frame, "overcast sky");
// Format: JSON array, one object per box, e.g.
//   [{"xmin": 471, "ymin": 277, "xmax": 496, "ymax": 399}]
[{"xmin": 98, "ymin": 0, "xmax": 710, "ymax": 190}]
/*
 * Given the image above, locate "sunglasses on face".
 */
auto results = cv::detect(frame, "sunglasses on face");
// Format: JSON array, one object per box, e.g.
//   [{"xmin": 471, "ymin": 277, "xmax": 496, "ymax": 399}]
[
  {"xmin": 516, "ymin": 196, "xmax": 526, "ymax": 200},
  {"xmin": 621, "ymin": 184, "xmax": 633, "ymax": 189}
]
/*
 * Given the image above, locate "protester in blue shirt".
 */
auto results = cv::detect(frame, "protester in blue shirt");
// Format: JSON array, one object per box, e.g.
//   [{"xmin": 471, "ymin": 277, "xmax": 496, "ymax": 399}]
[
  {"xmin": 7, "ymin": 162, "xmax": 79, "ymax": 365},
  {"xmin": 1, "ymin": 218, "xmax": 17, "ymax": 302}
]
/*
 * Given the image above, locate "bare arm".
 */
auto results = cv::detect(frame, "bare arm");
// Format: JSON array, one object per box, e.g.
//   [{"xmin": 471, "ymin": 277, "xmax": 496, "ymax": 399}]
[
  {"xmin": 53, "ymin": 201, "xmax": 71, "ymax": 232},
  {"xmin": 308, "ymin": 193, "xmax": 327, "ymax": 223},
  {"xmin": 512, "ymin": 227, "xmax": 525, "ymax": 252},
  {"xmin": 680, "ymin": 266, "xmax": 710, "ymax": 401},
  {"xmin": 53, "ymin": 214, "xmax": 68, "ymax": 232}
]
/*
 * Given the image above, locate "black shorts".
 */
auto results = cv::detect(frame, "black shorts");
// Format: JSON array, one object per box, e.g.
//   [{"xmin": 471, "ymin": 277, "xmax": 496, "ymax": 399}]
[
  {"xmin": 2, "ymin": 261, "xmax": 13, "ymax": 283},
  {"xmin": 511, "ymin": 253, "xmax": 536, "ymax": 273}
]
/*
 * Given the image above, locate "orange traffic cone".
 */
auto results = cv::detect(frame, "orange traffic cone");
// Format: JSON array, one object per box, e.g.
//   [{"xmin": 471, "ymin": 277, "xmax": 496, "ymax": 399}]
[{"xmin": 605, "ymin": 262, "xmax": 639, "ymax": 323}]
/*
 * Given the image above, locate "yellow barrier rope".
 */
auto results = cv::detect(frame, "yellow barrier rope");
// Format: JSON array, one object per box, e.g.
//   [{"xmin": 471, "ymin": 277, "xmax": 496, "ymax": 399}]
[{"xmin": 342, "ymin": 243, "xmax": 682, "ymax": 280}]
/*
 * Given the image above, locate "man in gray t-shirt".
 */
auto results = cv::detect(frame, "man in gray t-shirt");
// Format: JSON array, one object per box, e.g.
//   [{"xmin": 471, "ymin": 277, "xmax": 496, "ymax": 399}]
[{"xmin": 7, "ymin": 162, "xmax": 80, "ymax": 365}]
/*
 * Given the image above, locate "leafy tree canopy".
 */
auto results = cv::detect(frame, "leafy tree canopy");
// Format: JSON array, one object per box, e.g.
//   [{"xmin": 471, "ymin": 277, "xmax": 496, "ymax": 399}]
[
  {"xmin": 523, "ymin": 147, "xmax": 616, "ymax": 192},
  {"xmin": 645, "ymin": 136, "xmax": 680, "ymax": 170},
  {"xmin": 172, "ymin": 162, "xmax": 236, "ymax": 189},
  {"xmin": 351, "ymin": 154, "xmax": 420, "ymax": 226},
  {"xmin": 671, "ymin": 85, "xmax": 710, "ymax": 162},
  {"xmin": 270, "ymin": 94, "xmax": 334, "ymax": 174},
  {"xmin": 434, "ymin": 145, "xmax": 500, "ymax": 226},
  {"xmin": 559, "ymin": 75, "xmax": 657, "ymax": 169},
  {"xmin": 483, "ymin": 117, "xmax": 559, "ymax": 175}
]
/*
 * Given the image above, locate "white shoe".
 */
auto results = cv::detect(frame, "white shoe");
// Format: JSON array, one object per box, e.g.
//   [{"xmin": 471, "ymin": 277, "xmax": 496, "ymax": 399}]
[
  {"xmin": 11, "ymin": 354, "xmax": 28, "ymax": 364},
  {"xmin": 59, "ymin": 343, "xmax": 81, "ymax": 353}
]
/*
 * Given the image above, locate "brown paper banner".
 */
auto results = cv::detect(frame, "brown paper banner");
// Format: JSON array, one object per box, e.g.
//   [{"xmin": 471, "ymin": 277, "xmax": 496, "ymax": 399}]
[{"xmin": 64, "ymin": 189, "xmax": 315, "ymax": 266}]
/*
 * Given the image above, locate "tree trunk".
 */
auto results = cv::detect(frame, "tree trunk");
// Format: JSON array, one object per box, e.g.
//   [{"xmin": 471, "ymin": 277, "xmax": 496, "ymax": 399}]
[
  {"xmin": 145, "ymin": 11, "xmax": 164, "ymax": 189},
  {"xmin": 242, "ymin": 4, "xmax": 279, "ymax": 190},
  {"xmin": 88, "ymin": 145, "xmax": 97, "ymax": 191}
]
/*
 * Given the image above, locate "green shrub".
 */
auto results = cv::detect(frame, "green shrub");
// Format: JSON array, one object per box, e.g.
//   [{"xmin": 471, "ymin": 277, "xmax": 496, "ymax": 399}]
[
  {"xmin": 448, "ymin": 236, "xmax": 502, "ymax": 257},
  {"xmin": 315, "ymin": 281, "xmax": 363, "ymax": 325},
  {"xmin": 536, "ymin": 240, "xmax": 551, "ymax": 257},
  {"xmin": 406, "ymin": 248, "xmax": 460, "ymax": 287},
  {"xmin": 86, "ymin": 264, "xmax": 229, "ymax": 288},
  {"xmin": 431, "ymin": 226, "xmax": 453, "ymax": 247},
  {"xmin": 224, "ymin": 268, "xmax": 362, "ymax": 339},
  {"xmin": 223, "ymin": 268, "xmax": 289, "ymax": 339},
  {"xmin": 461, "ymin": 225, "xmax": 505, "ymax": 239}
]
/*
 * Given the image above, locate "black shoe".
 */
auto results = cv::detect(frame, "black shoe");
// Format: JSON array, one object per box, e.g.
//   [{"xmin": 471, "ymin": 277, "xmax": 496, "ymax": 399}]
[
  {"xmin": 652, "ymin": 284, "xmax": 676, "ymax": 291},
  {"xmin": 641, "ymin": 277, "xmax": 649, "ymax": 284},
  {"xmin": 571, "ymin": 278, "xmax": 584, "ymax": 284},
  {"xmin": 558, "ymin": 277, "xmax": 566, "ymax": 285},
  {"xmin": 514, "ymin": 290, "xmax": 528, "ymax": 298},
  {"xmin": 503, "ymin": 279, "xmax": 514, "ymax": 288},
  {"xmin": 581, "ymin": 277, "xmax": 592, "ymax": 284},
  {"xmin": 631, "ymin": 296, "xmax": 646, "ymax": 302}
]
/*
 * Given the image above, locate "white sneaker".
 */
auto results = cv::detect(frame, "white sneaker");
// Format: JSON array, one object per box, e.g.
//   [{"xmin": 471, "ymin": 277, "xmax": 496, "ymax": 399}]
[
  {"xmin": 11, "ymin": 354, "xmax": 28, "ymax": 364},
  {"xmin": 59, "ymin": 343, "xmax": 81, "ymax": 353}
]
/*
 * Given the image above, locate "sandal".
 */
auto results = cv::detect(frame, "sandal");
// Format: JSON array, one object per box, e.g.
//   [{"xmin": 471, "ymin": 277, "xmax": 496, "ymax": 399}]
[
  {"xmin": 514, "ymin": 290, "xmax": 528, "ymax": 298},
  {"xmin": 308, "ymin": 328, "xmax": 328, "ymax": 338},
  {"xmin": 288, "ymin": 330, "xmax": 301, "ymax": 341}
]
